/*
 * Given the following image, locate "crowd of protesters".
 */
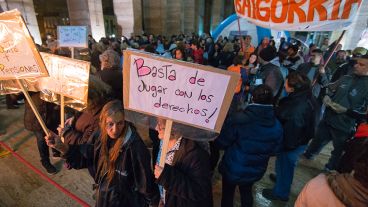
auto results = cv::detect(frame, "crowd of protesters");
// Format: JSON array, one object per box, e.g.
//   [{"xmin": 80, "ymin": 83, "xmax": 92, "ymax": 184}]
[{"xmin": 1, "ymin": 31, "xmax": 368, "ymax": 207}]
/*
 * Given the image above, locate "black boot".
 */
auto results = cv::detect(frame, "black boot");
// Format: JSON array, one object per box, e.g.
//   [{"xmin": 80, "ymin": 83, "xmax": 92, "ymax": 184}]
[{"xmin": 41, "ymin": 160, "xmax": 57, "ymax": 175}]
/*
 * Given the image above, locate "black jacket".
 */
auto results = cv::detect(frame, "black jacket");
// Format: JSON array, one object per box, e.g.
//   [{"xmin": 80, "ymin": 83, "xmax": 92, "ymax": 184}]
[
  {"xmin": 157, "ymin": 138, "xmax": 213, "ymax": 207},
  {"xmin": 325, "ymin": 74, "xmax": 368, "ymax": 134},
  {"xmin": 24, "ymin": 92, "xmax": 60, "ymax": 133},
  {"xmin": 276, "ymin": 89, "xmax": 317, "ymax": 150},
  {"xmin": 96, "ymin": 66, "xmax": 123, "ymax": 100},
  {"xmin": 297, "ymin": 62, "xmax": 329, "ymax": 98},
  {"xmin": 64, "ymin": 126, "xmax": 160, "ymax": 207}
]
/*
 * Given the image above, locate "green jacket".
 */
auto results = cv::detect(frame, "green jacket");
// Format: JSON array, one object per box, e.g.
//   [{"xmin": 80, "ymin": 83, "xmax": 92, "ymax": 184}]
[{"xmin": 324, "ymin": 74, "xmax": 368, "ymax": 133}]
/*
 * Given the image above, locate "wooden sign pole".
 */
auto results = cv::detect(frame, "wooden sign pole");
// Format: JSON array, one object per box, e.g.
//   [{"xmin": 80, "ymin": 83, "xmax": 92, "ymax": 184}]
[
  {"xmin": 59, "ymin": 47, "xmax": 74, "ymax": 140},
  {"xmin": 159, "ymin": 119, "xmax": 173, "ymax": 168},
  {"xmin": 16, "ymin": 79, "xmax": 48, "ymax": 135}
]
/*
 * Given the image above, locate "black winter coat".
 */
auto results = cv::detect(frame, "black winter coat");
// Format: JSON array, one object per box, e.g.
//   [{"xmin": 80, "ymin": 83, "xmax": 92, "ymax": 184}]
[
  {"xmin": 156, "ymin": 138, "xmax": 213, "ymax": 207},
  {"xmin": 64, "ymin": 126, "xmax": 160, "ymax": 207},
  {"xmin": 24, "ymin": 92, "xmax": 60, "ymax": 133},
  {"xmin": 96, "ymin": 66, "xmax": 123, "ymax": 100},
  {"xmin": 276, "ymin": 89, "xmax": 317, "ymax": 151}
]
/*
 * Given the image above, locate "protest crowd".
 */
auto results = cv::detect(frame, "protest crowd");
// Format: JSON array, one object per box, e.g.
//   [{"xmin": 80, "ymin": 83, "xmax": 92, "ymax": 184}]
[{"xmin": 1, "ymin": 18, "xmax": 368, "ymax": 207}]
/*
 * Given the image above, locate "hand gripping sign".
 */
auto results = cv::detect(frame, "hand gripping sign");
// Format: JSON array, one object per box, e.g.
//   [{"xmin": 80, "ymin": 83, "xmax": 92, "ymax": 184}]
[
  {"xmin": 123, "ymin": 49, "xmax": 240, "ymax": 166},
  {"xmin": 234, "ymin": 0, "xmax": 363, "ymax": 31},
  {"xmin": 0, "ymin": 9, "xmax": 49, "ymax": 135}
]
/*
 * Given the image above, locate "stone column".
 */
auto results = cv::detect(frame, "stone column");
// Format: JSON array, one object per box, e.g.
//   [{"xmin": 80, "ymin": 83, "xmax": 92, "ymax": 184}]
[
  {"xmin": 113, "ymin": 0, "xmax": 142, "ymax": 38},
  {"xmin": 0, "ymin": 0, "xmax": 42, "ymax": 45},
  {"xmin": 183, "ymin": 0, "xmax": 196, "ymax": 35},
  {"xmin": 143, "ymin": 0, "xmax": 166, "ymax": 35},
  {"xmin": 67, "ymin": 0, "xmax": 105, "ymax": 41},
  {"xmin": 211, "ymin": 0, "xmax": 224, "ymax": 32},
  {"xmin": 166, "ymin": 0, "xmax": 182, "ymax": 36}
]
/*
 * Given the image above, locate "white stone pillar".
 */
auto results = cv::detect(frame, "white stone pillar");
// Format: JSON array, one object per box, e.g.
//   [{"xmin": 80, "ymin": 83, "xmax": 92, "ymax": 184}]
[
  {"xmin": 183, "ymin": 0, "xmax": 196, "ymax": 35},
  {"xmin": 113, "ymin": 0, "xmax": 142, "ymax": 38},
  {"xmin": 0, "ymin": 0, "xmax": 42, "ymax": 45},
  {"xmin": 210, "ymin": 0, "xmax": 224, "ymax": 32},
  {"xmin": 67, "ymin": 0, "xmax": 105, "ymax": 41}
]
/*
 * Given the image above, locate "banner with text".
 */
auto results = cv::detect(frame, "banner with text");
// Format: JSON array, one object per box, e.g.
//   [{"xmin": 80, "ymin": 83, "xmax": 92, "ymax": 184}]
[
  {"xmin": 0, "ymin": 9, "xmax": 48, "ymax": 80},
  {"xmin": 123, "ymin": 50, "xmax": 240, "ymax": 132},
  {"xmin": 234, "ymin": 0, "xmax": 363, "ymax": 31},
  {"xmin": 58, "ymin": 26, "xmax": 88, "ymax": 48},
  {"xmin": 38, "ymin": 52, "xmax": 90, "ymax": 103}
]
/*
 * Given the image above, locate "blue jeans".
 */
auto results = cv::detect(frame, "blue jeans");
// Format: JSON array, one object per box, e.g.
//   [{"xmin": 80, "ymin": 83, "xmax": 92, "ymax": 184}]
[
  {"xmin": 304, "ymin": 120, "xmax": 350, "ymax": 170},
  {"xmin": 273, "ymin": 145, "xmax": 307, "ymax": 199}
]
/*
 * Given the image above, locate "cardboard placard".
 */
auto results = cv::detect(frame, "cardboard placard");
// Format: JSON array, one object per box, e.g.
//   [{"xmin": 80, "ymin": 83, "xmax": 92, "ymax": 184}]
[
  {"xmin": 57, "ymin": 26, "xmax": 88, "ymax": 48},
  {"xmin": 123, "ymin": 49, "xmax": 240, "ymax": 133},
  {"xmin": 38, "ymin": 52, "xmax": 90, "ymax": 103},
  {"xmin": 0, "ymin": 9, "xmax": 48, "ymax": 80},
  {"xmin": 234, "ymin": 0, "xmax": 362, "ymax": 31}
]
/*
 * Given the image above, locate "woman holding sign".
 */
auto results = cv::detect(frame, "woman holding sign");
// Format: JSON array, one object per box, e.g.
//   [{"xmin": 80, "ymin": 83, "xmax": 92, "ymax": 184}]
[
  {"xmin": 154, "ymin": 119, "xmax": 213, "ymax": 207},
  {"xmin": 45, "ymin": 100, "xmax": 160, "ymax": 207}
]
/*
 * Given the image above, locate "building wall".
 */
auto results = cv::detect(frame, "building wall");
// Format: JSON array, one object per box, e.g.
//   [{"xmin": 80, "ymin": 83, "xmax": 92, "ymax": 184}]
[{"xmin": 1, "ymin": 0, "xmax": 42, "ymax": 45}]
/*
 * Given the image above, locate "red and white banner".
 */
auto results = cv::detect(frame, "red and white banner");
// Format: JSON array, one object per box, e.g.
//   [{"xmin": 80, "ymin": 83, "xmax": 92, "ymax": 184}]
[{"xmin": 234, "ymin": 0, "xmax": 363, "ymax": 31}]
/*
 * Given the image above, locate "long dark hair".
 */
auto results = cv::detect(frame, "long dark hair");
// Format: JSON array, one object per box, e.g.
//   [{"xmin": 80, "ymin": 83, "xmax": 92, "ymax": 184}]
[{"xmin": 97, "ymin": 100, "xmax": 128, "ymax": 184}]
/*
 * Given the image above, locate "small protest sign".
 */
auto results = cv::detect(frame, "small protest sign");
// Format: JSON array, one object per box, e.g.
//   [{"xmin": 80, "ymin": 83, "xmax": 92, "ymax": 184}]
[
  {"xmin": 57, "ymin": 26, "xmax": 88, "ymax": 48},
  {"xmin": 38, "ymin": 52, "xmax": 90, "ymax": 103},
  {"xmin": 123, "ymin": 49, "xmax": 240, "ymax": 133},
  {"xmin": 0, "ymin": 9, "xmax": 48, "ymax": 80}
]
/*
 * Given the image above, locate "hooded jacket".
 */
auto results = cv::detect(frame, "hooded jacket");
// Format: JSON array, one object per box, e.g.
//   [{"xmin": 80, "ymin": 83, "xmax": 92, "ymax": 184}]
[{"xmin": 216, "ymin": 104, "xmax": 283, "ymax": 184}]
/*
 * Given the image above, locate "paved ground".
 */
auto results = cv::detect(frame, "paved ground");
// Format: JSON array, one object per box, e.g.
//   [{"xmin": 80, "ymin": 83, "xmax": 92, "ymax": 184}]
[{"xmin": 0, "ymin": 95, "xmax": 333, "ymax": 207}]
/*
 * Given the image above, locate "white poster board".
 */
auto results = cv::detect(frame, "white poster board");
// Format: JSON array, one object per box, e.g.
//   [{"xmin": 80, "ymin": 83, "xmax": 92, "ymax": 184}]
[
  {"xmin": 123, "ymin": 50, "xmax": 240, "ymax": 132},
  {"xmin": 0, "ymin": 9, "xmax": 48, "ymax": 80},
  {"xmin": 38, "ymin": 52, "xmax": 90, "ymax": 103},
  {"xmin": 57, "ymin": 26, "xmax": 88, "ymax": 48}
]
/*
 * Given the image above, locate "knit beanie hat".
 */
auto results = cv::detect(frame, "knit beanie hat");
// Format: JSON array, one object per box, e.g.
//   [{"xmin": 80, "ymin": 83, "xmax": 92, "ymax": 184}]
[{"xmin": 259, "ymin": 46, "xmax": 277, "ymax": 62}]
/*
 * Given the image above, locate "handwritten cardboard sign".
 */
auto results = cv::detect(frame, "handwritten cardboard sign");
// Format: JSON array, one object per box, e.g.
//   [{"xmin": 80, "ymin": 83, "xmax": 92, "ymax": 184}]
[
  {"xmin": 0, "ymin": 9, "xmax": 48, "ymax": 80},
  {"xmin": 123, "ymin": 50, "xmax": 240, "ymax": 132},
  {"xmin": 57, "ymin": 26, "xmax": 88, "ymax": 48},
  {"xmin": 38, "ymin": 52, "xmax": 90, "ymax": 103}
]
